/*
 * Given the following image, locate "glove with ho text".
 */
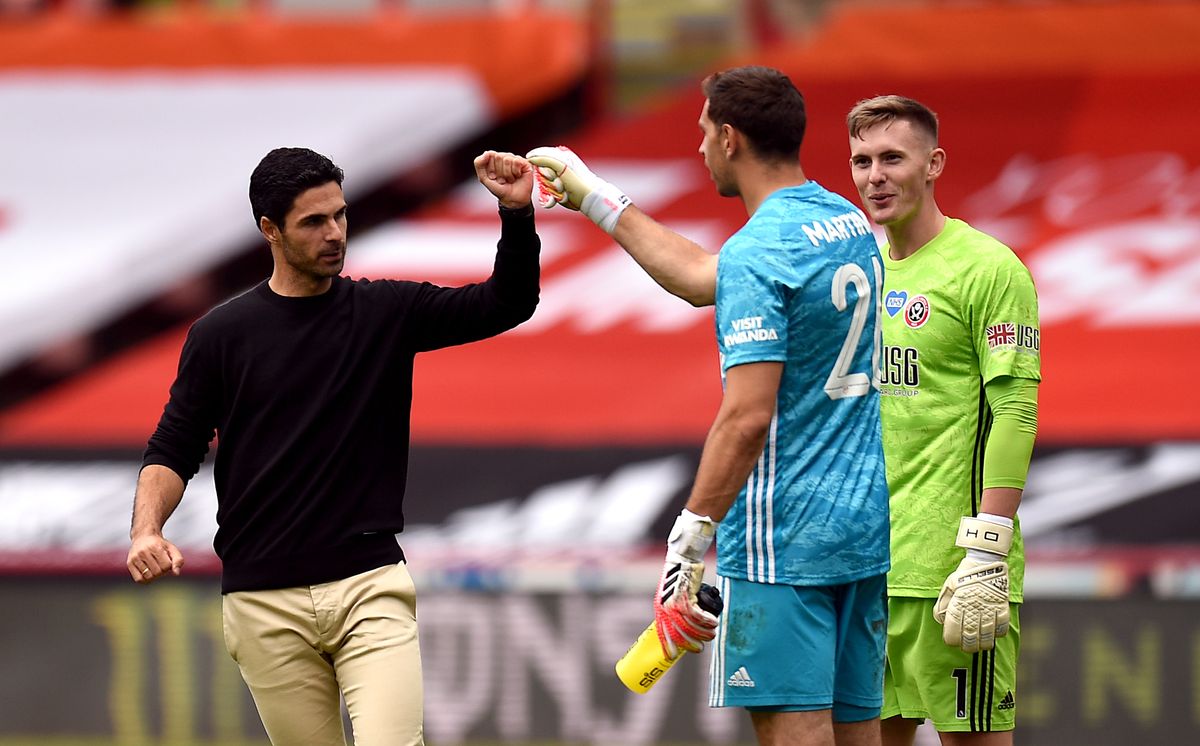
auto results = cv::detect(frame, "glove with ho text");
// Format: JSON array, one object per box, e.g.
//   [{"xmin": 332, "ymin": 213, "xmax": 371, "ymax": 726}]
[{"xmin": 934, "ymin": 514, "xmax": 1014, "ymax": 653}]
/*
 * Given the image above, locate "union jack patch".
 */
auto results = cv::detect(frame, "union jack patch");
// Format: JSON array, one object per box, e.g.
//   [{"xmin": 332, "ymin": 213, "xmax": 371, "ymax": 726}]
[{"xmin": 986, "ymin": 323, "xmax": 1016, "ymax": 348}]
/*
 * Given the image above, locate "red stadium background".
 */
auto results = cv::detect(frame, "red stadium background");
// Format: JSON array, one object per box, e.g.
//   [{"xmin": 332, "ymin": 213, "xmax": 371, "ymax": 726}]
[
  {"xmin": 0, "ymin": 2, "xmax": 1197, "ymax": 745},
  {"xmin": 1, "ymin": 68, "xmax": 1196, "ymax": 446}
]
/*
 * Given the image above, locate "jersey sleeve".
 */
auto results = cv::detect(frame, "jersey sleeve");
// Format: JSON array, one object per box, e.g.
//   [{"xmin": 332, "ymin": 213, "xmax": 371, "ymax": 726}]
[
  {"xmin": 142, "ymin": 320, "xmax": 220, "ymax": 482},
  {"xmin": 399, "ymin": 207, "xmax": 541, "ymax": 352},
  {"xmin": 982, "ymin": 376, "xmax": 1039, "ymax": 489},
  {"xmin": 715, "ymin": 239, "xmax": 789, "ymax": 371},
  {"xmin": 968, "ymin": 251, "xmax": 1042, "ymax": 384}
]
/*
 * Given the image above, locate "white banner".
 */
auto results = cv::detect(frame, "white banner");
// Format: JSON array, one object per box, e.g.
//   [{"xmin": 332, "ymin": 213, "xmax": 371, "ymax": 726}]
[{"xmin": 0, "ymin": 69, "xmax": 493, "ymax": 369}]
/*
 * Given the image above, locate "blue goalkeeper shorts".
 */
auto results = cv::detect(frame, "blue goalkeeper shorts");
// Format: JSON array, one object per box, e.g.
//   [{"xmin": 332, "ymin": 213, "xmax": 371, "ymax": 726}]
[{"xmin": 708, "ymin": 573, "xmax": 887, "ymax": 720}]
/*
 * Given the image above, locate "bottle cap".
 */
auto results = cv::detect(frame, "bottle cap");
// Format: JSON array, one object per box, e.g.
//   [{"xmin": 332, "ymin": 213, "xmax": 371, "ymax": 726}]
[{"xmin": 697, "ymin": 583, "xmax": 723, "ymax": 615}]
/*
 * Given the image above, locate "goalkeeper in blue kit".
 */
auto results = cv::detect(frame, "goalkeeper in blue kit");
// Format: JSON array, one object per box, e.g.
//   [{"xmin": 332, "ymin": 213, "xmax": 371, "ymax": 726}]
[{"xmin": 530, "ymin": 66, "xmax": 890, "ymax": 746}]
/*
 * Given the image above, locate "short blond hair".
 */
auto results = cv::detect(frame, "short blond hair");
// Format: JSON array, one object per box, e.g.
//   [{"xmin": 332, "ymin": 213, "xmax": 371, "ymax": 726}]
[{"xmin": 847, "ymin": 95, "xmax": 938, "ymax": 143}]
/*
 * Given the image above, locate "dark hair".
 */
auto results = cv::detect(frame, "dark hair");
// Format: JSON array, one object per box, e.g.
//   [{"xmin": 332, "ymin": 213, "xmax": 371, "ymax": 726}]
[
  {"xmin": 701, "ymin": 66, "xmax": 806, "ymax": 162},
  {"xmin": 249, "ymin": 147, "xmax": 345, "ymax": 228},
  {"xmin": 847, "ymin": 95, "xmax": 939, "ymax": 143}
]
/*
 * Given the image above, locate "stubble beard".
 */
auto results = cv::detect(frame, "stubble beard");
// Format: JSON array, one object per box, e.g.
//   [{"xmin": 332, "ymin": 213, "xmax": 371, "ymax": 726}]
[{"xmin": 282, "ymin": 236, "xmax": 345, "ymax": 280}]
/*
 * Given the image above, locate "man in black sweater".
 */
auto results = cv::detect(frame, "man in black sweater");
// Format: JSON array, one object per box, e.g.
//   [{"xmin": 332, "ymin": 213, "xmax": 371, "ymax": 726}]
[{"xmin": 125, "ymin": 147, "xmax": 540, "ymax": 746}]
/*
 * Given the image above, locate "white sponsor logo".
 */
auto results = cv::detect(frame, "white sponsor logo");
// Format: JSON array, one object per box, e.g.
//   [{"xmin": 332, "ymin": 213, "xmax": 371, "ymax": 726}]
[
  {"xmin": 731, "ymin": 316, "xmax": 765, "ymax": 332},
  {"xmin": 728, "ymin": 666, "xmax": 756, "ymax": 688},
  {"xmin": 724, "ymin": 315, "xmax": 779, "ymax": 347},
  {"xmin": 723, "ymin": 328, "xmax": 780, "ymax": 345}
]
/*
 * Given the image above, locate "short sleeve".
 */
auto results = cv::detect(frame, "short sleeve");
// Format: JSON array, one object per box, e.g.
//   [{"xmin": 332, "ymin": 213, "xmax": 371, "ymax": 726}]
[
  {"xmin": 969, "ymin": 252, "xmax": 1042, "ymax": 384},
  {"xmin": 715, "ymin": 240, "xmax": 789, "ymax": 371}
]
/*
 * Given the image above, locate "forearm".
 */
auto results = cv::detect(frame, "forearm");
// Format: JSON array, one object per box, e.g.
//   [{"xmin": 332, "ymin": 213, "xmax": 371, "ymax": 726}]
[
  {"xmin": 686, "ymin": 408, "xmax": 771, "ymax": 521},
  {"xmin": 415, "ymin": 206, "xmax": 541, "ymax": 349},
  {"xmin": 980, "ymin": 375, "xmax": 1039, "ymax": 519},
  {"xmin": 488, "ymin": 204, "xmax": 541, "ymax": 312},
  {"xmin": 613, "ymin": 207, "xmax": 717, "ymax": 307},
  {"xmin": 131, "ymin": 464, "xmax": 186, "ymax": 539},
  {"xmin": 979, "ymin": 487, "xmax": 1022, "ymax": 521}
]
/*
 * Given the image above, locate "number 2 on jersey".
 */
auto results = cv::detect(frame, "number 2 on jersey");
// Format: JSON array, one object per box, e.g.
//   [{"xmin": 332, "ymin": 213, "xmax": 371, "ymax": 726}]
[{"xmin": 824, "ymin": 258, "xmax": 883, "ymax": 400}]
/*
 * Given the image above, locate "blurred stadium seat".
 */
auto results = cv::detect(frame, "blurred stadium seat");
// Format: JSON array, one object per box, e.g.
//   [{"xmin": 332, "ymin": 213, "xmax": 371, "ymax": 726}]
[{"xmin": 0, "ymin": 1, "xmax": 1197, "ymax": 744}]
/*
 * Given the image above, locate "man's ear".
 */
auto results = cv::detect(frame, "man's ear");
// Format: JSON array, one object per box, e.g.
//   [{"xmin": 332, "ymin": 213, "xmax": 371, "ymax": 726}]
[
  {"xmin": 722, "ymin": 123, "xmax": 738, "ymax": 158},
  {"xmin": 260, "ymin": 216, "xmax": 281, "ymax": 245},
  {"xmin": 928, "ymin": 147, "xmax": 947, "ymax": 182}
]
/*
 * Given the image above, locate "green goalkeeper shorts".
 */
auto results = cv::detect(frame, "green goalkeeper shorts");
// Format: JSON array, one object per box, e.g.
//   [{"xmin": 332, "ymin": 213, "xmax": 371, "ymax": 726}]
[{"xmin": 881, "ymin": 596, "xmax": 1020, "ymax": 733}]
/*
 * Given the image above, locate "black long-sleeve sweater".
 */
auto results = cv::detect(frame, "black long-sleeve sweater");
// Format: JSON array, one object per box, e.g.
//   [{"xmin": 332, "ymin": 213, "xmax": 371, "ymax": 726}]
[{"xmin": 143, "ymin": 206, "xmax": 540, "ymax": 592}]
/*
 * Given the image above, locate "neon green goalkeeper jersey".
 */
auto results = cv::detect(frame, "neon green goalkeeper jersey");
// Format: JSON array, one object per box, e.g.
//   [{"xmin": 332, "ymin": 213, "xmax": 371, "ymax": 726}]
[{"xmin": 879, "ymin": 218, "xmax": 1040, "ymax": 602}]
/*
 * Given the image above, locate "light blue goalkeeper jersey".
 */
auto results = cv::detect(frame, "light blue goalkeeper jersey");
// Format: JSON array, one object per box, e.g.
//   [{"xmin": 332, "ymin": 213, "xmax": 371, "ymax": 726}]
[{"xmin": 714, "ymin": 182, "xmax": 890, "ymax": 586}]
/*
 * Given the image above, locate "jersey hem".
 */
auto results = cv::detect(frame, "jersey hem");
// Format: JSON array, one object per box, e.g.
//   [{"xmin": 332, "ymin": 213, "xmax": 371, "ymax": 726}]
[
  {"xmin": 719, "ymin": 561, "xmax": 890, "ymax": 587},
  {"xmin": 721, "ymin": 353, "xmax": 788, "ymax": 371},
  {"xmin": 887, "ymin": 587, "xmax": 1025, "ymax": 604},
  {"xmin": 220, "ymin": 533, "xmax": 405, "ymax": 593},
  {"xmin": 981, "ymin": 478, "xmax": 1027, "ymax": 489},
  {"xmin": 982, "ymin": 369, "xmax": 1042, "ymax": 384}
]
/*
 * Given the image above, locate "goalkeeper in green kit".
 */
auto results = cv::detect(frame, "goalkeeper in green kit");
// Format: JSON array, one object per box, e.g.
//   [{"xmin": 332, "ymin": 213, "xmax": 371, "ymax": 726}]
[{"xmin": 846, "ymin": 96, "xmax": 1040, "ymax": 745}]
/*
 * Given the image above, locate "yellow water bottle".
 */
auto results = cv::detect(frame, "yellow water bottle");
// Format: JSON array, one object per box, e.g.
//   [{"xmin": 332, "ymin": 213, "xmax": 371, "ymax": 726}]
[{"xmin": 615, "ymin": 583, "xmax": 723, "ymax": 693}]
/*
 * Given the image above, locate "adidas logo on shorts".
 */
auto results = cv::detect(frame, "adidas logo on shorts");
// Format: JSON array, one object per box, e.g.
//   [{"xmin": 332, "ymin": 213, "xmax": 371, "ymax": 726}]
[
  {"xmin": 998, "ymin": 691, "xmax": 1015, "ymax": 710},
  {"xmin": 728, "ymin": 666, "xmax": 756, "ymax": 688}
]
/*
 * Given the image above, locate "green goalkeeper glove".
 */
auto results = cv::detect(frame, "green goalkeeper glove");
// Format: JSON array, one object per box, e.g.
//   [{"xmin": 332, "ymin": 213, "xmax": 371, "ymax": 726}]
[
  {"xmin": 933, "ymin": 514, "xmax": 1013, "ymax": 653},
  {"xmin": 526, "ymin": 146, "xmax": 631, "ymax": 234}
]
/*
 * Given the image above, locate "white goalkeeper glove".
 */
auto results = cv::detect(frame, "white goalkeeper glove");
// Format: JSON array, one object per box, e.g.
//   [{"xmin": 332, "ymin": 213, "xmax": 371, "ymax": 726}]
[
  {"xmin": 934, "ymin": 514, "xmax": 1014, "ymax": 653},
  {"xmin": 652, "ymin": 508, "xmax": 719, "ymax": 658},
  {"xmin": 525, "ymin": 146, "xmax": 631, "ymax": 234}
]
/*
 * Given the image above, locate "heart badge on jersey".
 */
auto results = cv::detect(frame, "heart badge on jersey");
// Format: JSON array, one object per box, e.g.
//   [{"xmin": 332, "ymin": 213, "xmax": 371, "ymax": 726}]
[{"xmin": 885, "ymin": 290, "xmax": 908, "ymax": 318}]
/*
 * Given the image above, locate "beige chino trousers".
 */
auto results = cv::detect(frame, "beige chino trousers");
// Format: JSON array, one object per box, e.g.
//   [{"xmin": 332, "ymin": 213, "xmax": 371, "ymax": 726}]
[{"xmin": 222, "ymin": 562, "xmax": 424, "ymax": 746}]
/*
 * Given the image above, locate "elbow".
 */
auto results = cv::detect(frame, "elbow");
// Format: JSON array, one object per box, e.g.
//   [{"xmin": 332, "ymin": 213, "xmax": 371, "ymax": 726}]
[
  {"xmin": 676, "ymin": 277, "xmax": 715, "ymax": 307},
  {"xmin": 670, "ymin": 259, "xmax": 716, "ymax": 307},
  {"xmin": 683, "ymin": 269, "xmax": 717, "ymax": 308},
  {"xmin": 518, "ymin": 291, "xmax": 540, "ymax": 322},
  {"xmin": 743, "ymin": 411, "xmax": 775, "ymax": 442},
  {"xmin": 491, "ymin": 282, "xmax": 539, "ymax": 325},
  {"xmin": 726, "ymin": 406, "xmax": 774, "ymax": 445}
]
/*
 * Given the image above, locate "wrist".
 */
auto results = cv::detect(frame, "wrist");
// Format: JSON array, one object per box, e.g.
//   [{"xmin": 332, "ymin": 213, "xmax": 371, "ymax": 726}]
[
  {"xmin": 976, "ymin": 512, "xmax": 1014, "ymax": 529},
  {"xmin": 580, "ymin": 180, "xmax": 631, "ymax": 235},
  {"xmin": 965, "ymin": 547, "xmax": 1005, "ymax": 562},
  {"xmin": 955, "ymin": 515, "xmax": 1013, "ymax": 557},
  {"xmin": 667, "ymin": 508, "xmax": 716, "ymax": 563},
  {"xmin": 498, "ymin": 201, "xmax": 534, "ymax": 215}
]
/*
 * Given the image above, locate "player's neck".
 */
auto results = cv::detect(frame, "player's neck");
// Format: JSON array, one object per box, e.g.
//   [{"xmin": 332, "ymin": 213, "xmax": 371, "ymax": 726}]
[
  {"xmin": 269, "ymin": 266, "xmax": 334, "ymax": 297},
  {"xmin": 740, "ymin": 164, "xmax": 807, "ymax": 216},
  {"xmin": 886, "ymin": 206, "xmax": 946, "ymax": 260}
]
